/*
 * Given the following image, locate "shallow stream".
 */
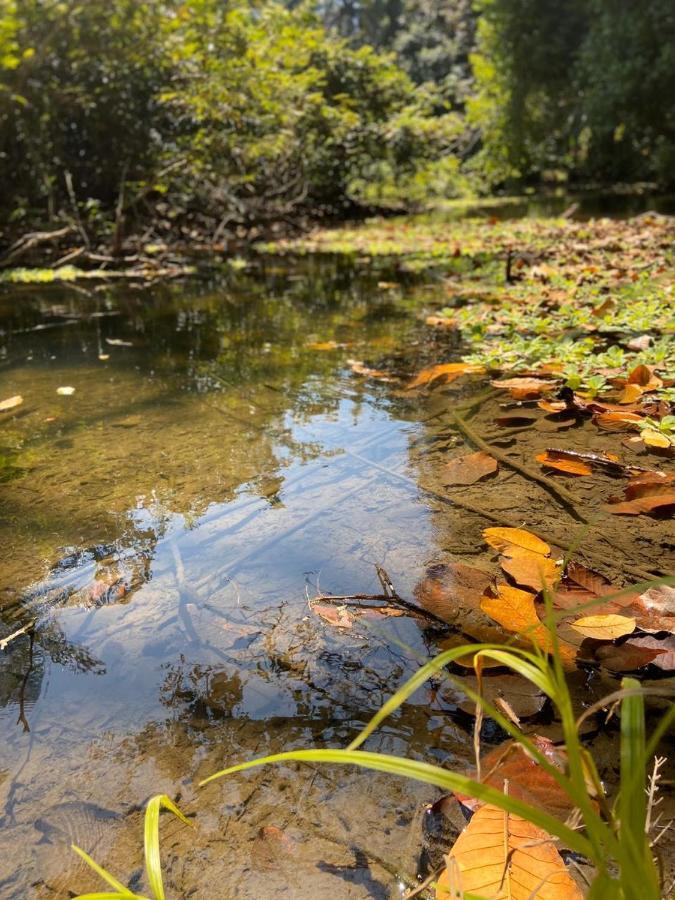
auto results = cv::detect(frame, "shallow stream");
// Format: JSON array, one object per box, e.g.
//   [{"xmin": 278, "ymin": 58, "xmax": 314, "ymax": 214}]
[{"xmin": 0, "ymin": 249, "xmax": 671, "ymax": 897}]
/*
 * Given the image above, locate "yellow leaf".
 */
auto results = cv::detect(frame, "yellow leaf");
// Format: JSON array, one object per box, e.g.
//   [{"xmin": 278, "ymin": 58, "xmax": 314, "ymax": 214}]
[
  {"xmin": 480, "ymin": 584, "xmax": 554, "ymax": 652},
  {"xmin": 619, "ymin": 383, "xmax": 643, "ymax": 404},
  {"xmin": 407, "ymin": 362, "xmax": 484, "ymax": 390},
  {"xmin": 436, "ymin": 804, "xmax": 583, "ymax": 899},
  {"xmin": 0, "ymin": 395, "xmax": 23, "ymax": 411},
  {"xmin": 642, "ymin": 429, "xmax": 671, "ymax": 448},
  {"xmin": 500, "ymin": 547, "xmax": 561, "ymax": 592},
  {"xmin": 570, "ymin": 614, "xmax": 637, "ymax": 640},
  {"xmin": 483, "ymin": 527, "xmax": 550, "ymax": 556}
]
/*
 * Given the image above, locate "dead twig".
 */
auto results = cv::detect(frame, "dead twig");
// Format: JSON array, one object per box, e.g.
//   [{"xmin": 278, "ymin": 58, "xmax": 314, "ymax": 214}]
[
  {"xmin": 402, "ymin": 863, "xmax": 445, "ymax": 899},
  {"xmin": 0, "ymin": 621, "xmax": 36, "ymax": 651}
]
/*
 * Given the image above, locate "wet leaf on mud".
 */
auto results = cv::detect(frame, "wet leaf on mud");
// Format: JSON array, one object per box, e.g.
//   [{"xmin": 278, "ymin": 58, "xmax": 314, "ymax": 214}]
[
  {"xmin": 436, "ymin": 804, "xmax": 582, "ymax": 900},
  {"xmin": 594, "ymin": 641, "xmax": 665, "ymax": 672},
  {"xmin": 593, "ymin": 410, "xmax": 643, "ymax": 431},
  {"xmin": 0, "ymin": 394, "xmax": 23, "ymax": 411},
  {"xmin": 624, "ymin": 471, "xmax": 675, "ymax": 499},
  {"xmin": 570, "ymin": 614, "xmax": 636, "ymax": 640},
  {"xmin": 445, "ymin": 673, "xmax": 546, "ymax": 719},
  {"xmin": 500, "ymin": 547, "xmax": 561, "ymax": 593},
  {"xmin": 605, "ymin": 492, "xmax": 675, "ymax": 516},
  {"xmin": 536, "ymin": 451, "xmax": 591, "ymax": 476},
  {"xmin": 483, "ymin": 527, "xmax": 550, "ymax": 556},
  {"xmin": 457, "ymin": 737, "xmax": 576, "ymax": 820},
  {"xmin": 407, "ymin": 362, "xmax": 484, "ymax": 390},
  {"xmin": 414, "ymin": 562, "xmax": 494, "ymax": 625},
  {"xmin": 443, "ymin": 450, "xmax": 497, "ymax": 486},
  {"xmin": 621, "ymin": 635, "xmax": 675, "ymax": 670}
]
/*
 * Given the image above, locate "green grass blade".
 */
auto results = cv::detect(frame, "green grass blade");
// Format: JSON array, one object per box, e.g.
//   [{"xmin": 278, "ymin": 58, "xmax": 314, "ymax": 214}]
[
  {"xmin": 199, "ymin": 748, "xmax": 593, "ymax": 857},
  {"xmin": 71, "ymin": 845, "xmax": 136, "ymax": 896},
  {"xmin": 347, "ymin": 643, "xmax": 546, "ymax": 752},
  {"xmin": 144, "ymin": 795, "xmax": 193, "ymax": 900}
]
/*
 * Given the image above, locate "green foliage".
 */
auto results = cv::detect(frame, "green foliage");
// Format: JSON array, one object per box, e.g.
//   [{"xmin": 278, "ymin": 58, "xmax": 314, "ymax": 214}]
[
  {"xmin": 203, "ymin": 638, "xmax": 674, "ymax": 898},
  {"xmin": 468, "ymin": 0, "xmax": 675, "ymax": 188}
]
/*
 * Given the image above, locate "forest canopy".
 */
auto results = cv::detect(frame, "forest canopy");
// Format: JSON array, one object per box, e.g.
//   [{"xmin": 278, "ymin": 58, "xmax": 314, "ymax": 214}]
[{"xmin": 1, "ymin": 0, "xmax": 673, "ymax": 242}]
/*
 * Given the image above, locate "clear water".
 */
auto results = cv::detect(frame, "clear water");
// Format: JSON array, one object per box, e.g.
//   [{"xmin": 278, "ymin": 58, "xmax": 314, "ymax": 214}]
[{"xmin": 0, "ymin": 258, "xmax": 480, "ymax": 898}]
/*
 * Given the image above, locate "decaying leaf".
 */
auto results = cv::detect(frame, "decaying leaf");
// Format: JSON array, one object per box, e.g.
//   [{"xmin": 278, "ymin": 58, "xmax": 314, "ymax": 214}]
[
  {"xmin": 622, "ymin": 635, "xmax": 675, "ymax": 671},
  {"xmin": 457, "ymin": 737, "xmax": 576, "ymax": 821},
  {"xmin": 594, "ymin": 641, "xmax": 664, "ymax": 672},
  {"xmin": 311, "ymin": 603, "xmax": 354, "ymax": 628},
  {"xmin": 500, "ymin": 547, "xmax": 561, "ymax": 592},
  {"xmin": 536, "ymin": 451, "xmax": 591, "ymax": 476},
  {"xmin": 436, "ymin": 804, "xmax": 583, "ymax": 900},
  {"xmin": 0, "ymin": 395, "xmax": 23, "ymax": 411},
  {"xmin": 407, "ymin": 362, "xmax": 484, "ymax": 390},
  {"xmin": 415, "ymin": 562, "xmax": 495, "ymax": 626},
  {"xmin": 606, "ymin": 492, "xmax": 675, "ymax": 516},
  {"xmin": 483, "ymin": 528, "xmax": 550, "ymax": 556},
  {"xmin": 570, "ymin": 614, "xmax": 636, "ymax": 640},
  {"xmin": 443, "ymin": 451, "xmax": 498, "ymax": 486}
]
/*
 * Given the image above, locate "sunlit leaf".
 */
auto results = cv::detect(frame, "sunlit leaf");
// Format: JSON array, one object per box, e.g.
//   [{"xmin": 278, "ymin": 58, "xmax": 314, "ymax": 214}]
[
  {"xmin": 0, "ymin": 395, "xmax": 23, "ymax": 411},
  {"xmin": 482, "ymin": 527, "xmax": 550, "ymax": 556},
  {"xmin": 570, "ymin": 614, "xmax": 636, "ymax": 640}
]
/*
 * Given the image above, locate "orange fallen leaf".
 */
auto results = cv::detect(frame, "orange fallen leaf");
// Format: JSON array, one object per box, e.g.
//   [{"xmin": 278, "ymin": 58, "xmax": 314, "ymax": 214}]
[
  {"xmin": 625, "ymin": 472, "xmax": 675, "ymax": 500},
  {"xmin": 425, "ymin": 315, "xmax": 456, "ymax": 329},
  {"xmin": 436, "ymin": 804, "xmax": 583, "ymax": 900},
  {"xmin": 594, "ymin": 410, "xmax": 643, "ymax": 431},
  {"xmin": 570, "ymin": 614, "xmax": 636, "ymax": 640},
  {"xmin": 619, "ymin": 383, "xmax": 644, "ymax": 404},
  {"xmin": 536, "ymin": 451, "xmax": 591, "ymax": 476},
  {"xmin": 480, "ymin": 584, "xmax": 554, "ymax": 651},
  {"xmin": 491, "ymin": 376, "xmax": 555, "ymax": 396},
  {"xmin": 415, "ymin": 562, "xmax": 495, "ymax": 625},
  {"xmin": 407, "ymin": 362, "xmax": 485, "ymax": 390},
  {"xmin": 500, "ymin": 547, "xmax": 561, "ymax": 592},
  {"xmin": 626, "ymin": 363, "xmax": 662, "ymax": 391},
  {"xmin": 444, "ymin": 450, "xmax": 498, "ymax": 486},
  {"xmin": 482, "ymin": 527, "xmax": 550, "ymax": 556}
]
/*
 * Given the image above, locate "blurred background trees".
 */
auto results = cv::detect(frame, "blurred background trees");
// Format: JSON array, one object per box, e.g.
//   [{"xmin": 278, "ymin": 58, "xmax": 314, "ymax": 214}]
[{"xmin": 0, "ymin": 0, "xmax": 673, "ymax": 245}]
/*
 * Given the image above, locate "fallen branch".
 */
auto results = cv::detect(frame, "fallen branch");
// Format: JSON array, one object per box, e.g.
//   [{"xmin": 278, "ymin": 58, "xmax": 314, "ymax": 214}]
[
  {"xmin": 451, "ymin": 412, "xmax": 589, "ymax": 523},
  {"xmin": 0, "ymin": 225, "xmax": 74, "ymax": 266}
]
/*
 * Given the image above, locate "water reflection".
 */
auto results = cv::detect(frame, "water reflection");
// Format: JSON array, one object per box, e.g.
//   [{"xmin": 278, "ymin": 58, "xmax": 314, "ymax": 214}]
[{"xmin": 0, "ymin": 259, "xmax": 470, "ymax": 897}]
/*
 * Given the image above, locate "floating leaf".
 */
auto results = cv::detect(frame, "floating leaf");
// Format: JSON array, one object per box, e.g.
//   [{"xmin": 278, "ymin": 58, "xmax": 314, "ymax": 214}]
[
  {"xmin": 436, "ymin": 804, "xmax": 583, "ymax": 900},
  {"xmin": 536, "ymin": 451, "xmax": 591, "ymax": 476},
  {"xmin": 56, "ymin": 386, "xmax": 75, "ymax": 395},
  {"xmin": 570, "ymin": 614, "xmax": 636, "ymax": 640},
  {"xmin": 483, "ymin": 528, "xmax": 550, "ymax": 556},
  {"xmin": 407, "ymin": 362, "xmax": 484, "ymax": 390},
  {"xmin": 443, "ymin": 451, "xmax": 498, "ymax": 486},
  {"xmin": 0, "ymin": 395, "xmax": 23, "ymax": 411},
  {"xmin": 500, "ymin": 547, "xmax": 561, "ymax": 592}
]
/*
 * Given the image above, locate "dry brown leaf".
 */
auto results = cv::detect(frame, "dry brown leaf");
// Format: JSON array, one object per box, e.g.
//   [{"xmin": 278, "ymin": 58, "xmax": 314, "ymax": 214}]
[
  {"xmin": 500, "ymin": 547, "xmax": 561, "ymax": 592},
  {"xmin": 444, "ymin": 451, "xmax": 498, "ymax": 486},
  {"xmin": 436, "ymin": 804, "xmax": 583, "ymax": 900},
  {"xmin": 0, "ymin": 395, "xmax": 23, "ymax": 411},
  {"xmin": 606, "ymin": 492, "xmax": 675, "ymax": 516},
  {"xmin": 407, "ymin": 362, "xmax": 484, "ymax": 390},
  {"xmin": 619, "ymin": 635, "xmax": 675, "ymax": 671},
  {"xmin": 570, "ymin": 614, "xmax": 636, "ymax": 640},
  {"xmin": 483, "ymin": 527, "xmax": 550, "ymax": 556},
  {"xmin": 536, "ymin": 451, "xmax": 591, "ymax": 476},
  {"xmin": 625, "ymin": 471, "xmax": 674, "ymax": 499}
]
